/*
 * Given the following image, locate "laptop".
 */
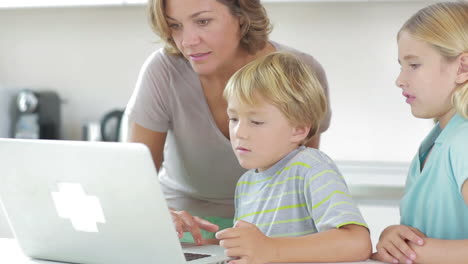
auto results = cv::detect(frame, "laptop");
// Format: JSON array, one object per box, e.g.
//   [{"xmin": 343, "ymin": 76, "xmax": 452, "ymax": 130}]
[{"xmin": 0, "ymin": 138, "xmax": 231, "ymax": 264}]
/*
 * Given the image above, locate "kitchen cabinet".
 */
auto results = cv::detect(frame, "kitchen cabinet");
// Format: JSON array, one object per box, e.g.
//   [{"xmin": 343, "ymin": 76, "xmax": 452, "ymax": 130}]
[{"xmin": 0, "ymin": 0, "xmax": 430, "ymax": 9}]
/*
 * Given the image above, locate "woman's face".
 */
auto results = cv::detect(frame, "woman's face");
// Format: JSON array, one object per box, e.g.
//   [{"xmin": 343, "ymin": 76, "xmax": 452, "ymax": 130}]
[{"xmin": 165, "ymin": 0, "xmax": 243, "ymax": 76}]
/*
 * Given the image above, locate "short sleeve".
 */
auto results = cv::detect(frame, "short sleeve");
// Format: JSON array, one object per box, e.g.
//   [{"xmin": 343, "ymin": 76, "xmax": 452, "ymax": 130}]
[
  {"xmin": 125, "ymin": 49, "xmax": 172, "ymax": 132},
  {"xmin": 449, "ymin": 131, "xmax": 468, "ymax": 193},
  {"xmin": 299, "ymin": 55, "xmax": 332, "ymax": 133},
  {"xmin": 305, "ymin": 166, "xmax": 367, "ymax": 231}
]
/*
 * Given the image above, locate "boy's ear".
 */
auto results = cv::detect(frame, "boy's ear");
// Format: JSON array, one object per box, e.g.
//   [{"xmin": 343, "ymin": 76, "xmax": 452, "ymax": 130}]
[
  {"xmin": 291, "ymin": 125, "xmax": 311, "ymax": 144},
  {"xmin": 456, "ymin": 53, "xmax": 468, "ymax": 84}
]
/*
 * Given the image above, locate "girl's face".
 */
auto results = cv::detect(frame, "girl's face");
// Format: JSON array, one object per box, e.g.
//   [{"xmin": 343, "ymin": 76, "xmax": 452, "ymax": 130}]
[
  {"xmin": 165, "ymin": 0, "xmax": 244, "ymax": 76},
  {"xmin": 396, "ymin": 31, "xmax": 459, "ymax": 127}
]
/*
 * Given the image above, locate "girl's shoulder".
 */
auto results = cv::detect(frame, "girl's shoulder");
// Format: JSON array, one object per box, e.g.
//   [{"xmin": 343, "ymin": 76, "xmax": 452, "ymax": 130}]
[
  {"xmin": 451, "ymin": 120, "xmax": 468, "ymax": 144},
  {"xmin": 448, "ymin": 114, "xmax": 468, "ymax": 139},
  {"xmin": 445, "ymin": 116, "xmax": 468, "ymax": 157}
]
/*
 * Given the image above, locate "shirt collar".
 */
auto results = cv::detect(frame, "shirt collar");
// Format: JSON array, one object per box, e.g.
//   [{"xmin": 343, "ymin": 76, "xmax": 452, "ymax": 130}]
[
  {"xmin": 253, "ymin": 146, "xmax": 305, "ymax": 177},
  {"xmin": 418, "ymin": 113, "xmax": 466, "ymax": 156},
  {"xmin": 435, "ymin": 113, "xmax": 466, "ymax": 144}
]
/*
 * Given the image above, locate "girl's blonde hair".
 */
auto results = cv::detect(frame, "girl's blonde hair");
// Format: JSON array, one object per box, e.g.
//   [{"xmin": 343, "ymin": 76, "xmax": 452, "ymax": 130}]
[
  {"xmin": 398, "ymin": 1, "xmax": 468, "ymax": 118},
  {"xmin": 223, "ymin": 51, "xmax": 327, "ymax": 145},
  {"xmin": 148, "ymin": 0, "xmax": 272, "ymax": 56}
]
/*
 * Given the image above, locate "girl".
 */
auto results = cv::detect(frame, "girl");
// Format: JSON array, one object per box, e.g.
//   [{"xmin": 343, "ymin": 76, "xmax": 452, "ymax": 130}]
[{"xmin": 372, "ymin": 2, "xmax": 468, "ymax": 264}]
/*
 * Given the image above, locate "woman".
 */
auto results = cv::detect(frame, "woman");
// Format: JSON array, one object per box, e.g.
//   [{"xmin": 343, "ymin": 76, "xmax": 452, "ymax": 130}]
[{"xmin": 125, "ymin": 0, "xmax": 331, "ymax": 245}]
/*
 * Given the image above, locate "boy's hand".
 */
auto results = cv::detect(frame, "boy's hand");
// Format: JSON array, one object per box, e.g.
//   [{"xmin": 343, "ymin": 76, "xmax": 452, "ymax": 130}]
[
  {"xmin": 372, "ymin": 225, "xmax": 425, "ymax": 264},
  {"xmin": 216, "ymin": 220, "xmax": 273, "ymax": 264}
]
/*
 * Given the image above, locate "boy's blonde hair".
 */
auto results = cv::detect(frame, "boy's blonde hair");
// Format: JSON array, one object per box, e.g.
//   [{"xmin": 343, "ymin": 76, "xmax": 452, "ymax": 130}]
[
  {"xmin": 148, "ymin": 0, "xmax": 272, "ymax": 56},
  {"xmin": 398, "ymin": 1, "xmax": 468, "ymax": 118},
  {"xmin": 223, "ymin": 51, "xmax": 327, "ymax": 145}
]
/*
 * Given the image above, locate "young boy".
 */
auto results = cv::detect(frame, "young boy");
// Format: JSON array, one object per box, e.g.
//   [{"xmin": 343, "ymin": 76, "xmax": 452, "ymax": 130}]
[{"xmin": 216, "ymin": 52, "xmax": 372, "ymax": 264}]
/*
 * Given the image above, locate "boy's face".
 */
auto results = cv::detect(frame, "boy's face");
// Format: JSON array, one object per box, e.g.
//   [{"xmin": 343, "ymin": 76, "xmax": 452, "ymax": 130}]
[{"xmin": 227, "ymin": 95, "xmax": 305, "ymax": 172}]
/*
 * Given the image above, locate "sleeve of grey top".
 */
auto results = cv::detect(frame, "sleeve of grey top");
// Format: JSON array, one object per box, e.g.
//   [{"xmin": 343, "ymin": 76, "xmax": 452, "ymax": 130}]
[
  {"xmin": 126, "ymin": 50, "xmax": 172, "ymax": 133},
  {"xmin": 300, "ymin": 54, "xmax": 332, "ymax": 133}
]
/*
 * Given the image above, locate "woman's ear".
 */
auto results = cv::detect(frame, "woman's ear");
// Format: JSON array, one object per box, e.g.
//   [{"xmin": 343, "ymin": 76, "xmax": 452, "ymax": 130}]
[
  {"xmin": 291, "ymin": 125, "xmax": 311, "ymax": 144},
  {"xmin": 456, "ymin": 53, "xmax": 468, "ymax": 84}
]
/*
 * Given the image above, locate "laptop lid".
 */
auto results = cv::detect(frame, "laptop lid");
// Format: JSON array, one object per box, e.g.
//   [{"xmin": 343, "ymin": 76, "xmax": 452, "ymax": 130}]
[{"xmin": 0, "ymin": 139, "xmax": 229, "ymax": 264}]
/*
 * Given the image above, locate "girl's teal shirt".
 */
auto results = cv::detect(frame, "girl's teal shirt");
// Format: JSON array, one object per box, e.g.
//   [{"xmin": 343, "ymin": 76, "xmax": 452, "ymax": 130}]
[{"xmin": 400, "ymin": 114, "xmax": 468, "ymax": 239}]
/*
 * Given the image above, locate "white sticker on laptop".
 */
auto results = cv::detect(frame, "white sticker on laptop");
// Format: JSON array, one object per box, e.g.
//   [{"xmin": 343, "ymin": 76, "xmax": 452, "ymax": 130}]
[{"xmin": 51, "ymin": 182, "xmax": 106, "ymax": 232}]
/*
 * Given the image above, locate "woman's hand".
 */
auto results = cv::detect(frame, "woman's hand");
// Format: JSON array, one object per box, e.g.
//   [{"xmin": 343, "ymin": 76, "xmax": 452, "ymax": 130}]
[
  {"xmin": 170, "ymin": 209, "xmax": 219, "ymax": 245},
  {"xmin": 216, "ymin": 220, "xmax": 273, "ymax": 264},
  {"xmin": 372, "ymin": 225, "xmax": 425, "ymax": 264}
]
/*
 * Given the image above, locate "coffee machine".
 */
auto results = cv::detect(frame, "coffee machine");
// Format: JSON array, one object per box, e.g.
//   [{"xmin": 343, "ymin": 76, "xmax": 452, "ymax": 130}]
[{"xmin": 12, "ymin": 90, "xmax": 61, "ymax": 140}]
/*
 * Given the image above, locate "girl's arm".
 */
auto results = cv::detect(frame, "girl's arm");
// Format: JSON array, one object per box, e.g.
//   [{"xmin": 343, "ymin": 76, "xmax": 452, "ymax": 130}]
[
  {"xmin": 372, "ymin": 225, "xmax": 425, "ymax": 263},
  {"xmin": 410, "ymin": 181, "xmax": 468, "ymax": 263},
  {"xmin": 410, "ymin": 238, "xmax": 468, "ymax": 264},
  {"xmin": 217, "ymin": 221, "xmax": 371, "ymax": 264}
]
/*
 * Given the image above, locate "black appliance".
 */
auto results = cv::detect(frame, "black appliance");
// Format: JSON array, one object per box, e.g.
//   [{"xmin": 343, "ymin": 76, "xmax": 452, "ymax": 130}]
[
  {"xmin": 12, "ymin": 90, "xmax": 61, "ymax": 140},
  {"xmin": 100, "ymin": 109, "xmax": 125, "ymax": 142}
]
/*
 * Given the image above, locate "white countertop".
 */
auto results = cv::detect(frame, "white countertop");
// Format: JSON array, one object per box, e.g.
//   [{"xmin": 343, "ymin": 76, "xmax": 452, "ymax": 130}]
[{"xmin": 0, "ymin": 238, "xmax": 383, "ymax": 264}]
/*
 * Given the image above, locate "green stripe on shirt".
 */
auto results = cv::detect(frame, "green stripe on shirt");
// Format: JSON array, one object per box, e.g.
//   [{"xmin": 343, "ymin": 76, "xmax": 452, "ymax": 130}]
[
  {"xmin": 236, "ymin": 203, "xmax": 307, "ymax": 220},
  {"xmin": 275, "ymin": 162, "xmax": 311, "ymax": 174},
  {"xmin": 319, "ymin": 211, "xmax": 365, "ymax": 226},
  {"xmin": 312, "ymin": 180, "xmax": 346, "ymax": 195},
  {"xmin": 237, "ymin": 176, "xmax": 273, "ymax": 186},
  {"xmin": 239, "ymin": 190, "xmax": 304, "ymax": 206},
  {"xmin": 312, "ymin": 190, "xmax": 351, "ymax": 210},
  {"xmin": 256, "ymin": 216, "xmax": 312, "ymax": 227},
  {"xmin": 305, "ymin": 170, "xmax": 342, "ymax": 189},
  {"xmin": 315, "ymin": 201, "xmax": 355, "ymax": 223},
  {"xmin": 235, "ymin": 176, "xmax": 304, "ymax": 198}
]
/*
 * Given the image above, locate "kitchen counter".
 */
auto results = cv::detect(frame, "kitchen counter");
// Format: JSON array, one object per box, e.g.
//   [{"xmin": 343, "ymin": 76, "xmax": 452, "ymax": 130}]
[{"xmin": 0, "ymin": 238, "xmax": 383, "ymax": 264}]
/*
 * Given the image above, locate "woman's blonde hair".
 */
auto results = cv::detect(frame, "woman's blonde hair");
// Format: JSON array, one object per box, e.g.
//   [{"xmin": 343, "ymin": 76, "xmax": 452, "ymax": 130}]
[
  {"xmin": 148, "ymin": 0, "xmax": 272, "ymax": 56},
  {"xmin": 223, "ymin": 51, "xmax": 327, "ymax": 145},
  {"xmin": 398, "ymin": 1, "xmax": 468, "ymax": 118}
]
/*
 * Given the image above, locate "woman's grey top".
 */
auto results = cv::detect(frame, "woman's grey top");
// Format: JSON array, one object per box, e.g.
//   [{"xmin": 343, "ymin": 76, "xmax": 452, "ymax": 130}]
[{"xmin": 126, "ymin": 41, "xmax": 331, "ymax": 218}]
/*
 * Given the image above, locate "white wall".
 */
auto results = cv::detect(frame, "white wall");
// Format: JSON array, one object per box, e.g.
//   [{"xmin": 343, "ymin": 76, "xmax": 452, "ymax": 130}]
[
  {"xmin": 267, "ymin": 2, "xmax": 435, "ymax": 163},
  {"xmin": 0, "ymin": 85, "xmax": 11, "ymax": 137},
  {"xmin": 0, "ymin": 2, "xmax": 434, "ymax": 161}
]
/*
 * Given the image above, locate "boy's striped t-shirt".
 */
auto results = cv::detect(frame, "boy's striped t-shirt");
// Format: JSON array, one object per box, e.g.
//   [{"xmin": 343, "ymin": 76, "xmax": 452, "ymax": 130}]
[{"xmin": 234, "ymin": 146, "xmax": 367, "ymax": 237}]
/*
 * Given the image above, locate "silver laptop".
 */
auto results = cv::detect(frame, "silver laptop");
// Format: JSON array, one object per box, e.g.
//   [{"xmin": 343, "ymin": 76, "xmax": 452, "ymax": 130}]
[{"xmin": 0, "ymin": 138, "xmax": 230, "ymax": 264}]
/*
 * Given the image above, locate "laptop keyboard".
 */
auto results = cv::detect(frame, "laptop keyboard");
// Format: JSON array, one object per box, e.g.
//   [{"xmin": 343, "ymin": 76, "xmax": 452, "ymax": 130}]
[{"xmin": 184, "ymin": 252, "xmax": 212, "ymax": 261}]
